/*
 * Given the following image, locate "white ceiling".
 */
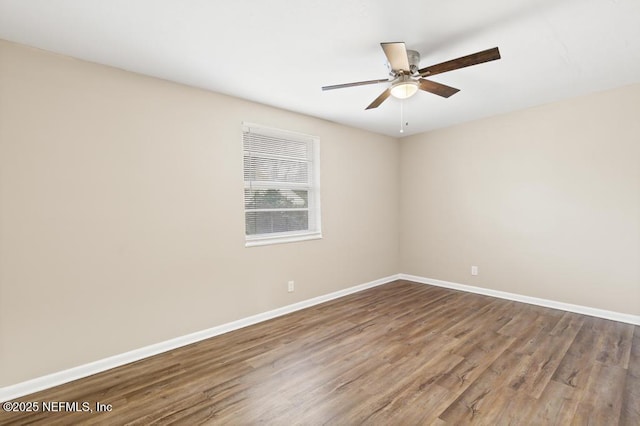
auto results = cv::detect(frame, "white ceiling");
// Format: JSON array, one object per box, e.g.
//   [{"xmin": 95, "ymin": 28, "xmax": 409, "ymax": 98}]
[{"xmin": 1, "ymin": 0, "xmax": 639, "ymax": 137}]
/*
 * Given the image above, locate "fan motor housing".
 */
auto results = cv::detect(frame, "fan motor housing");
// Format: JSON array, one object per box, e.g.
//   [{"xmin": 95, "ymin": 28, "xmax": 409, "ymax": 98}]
[{"xmin": 407, "ymin": 50, "xmax": 421, "ymax": 75}]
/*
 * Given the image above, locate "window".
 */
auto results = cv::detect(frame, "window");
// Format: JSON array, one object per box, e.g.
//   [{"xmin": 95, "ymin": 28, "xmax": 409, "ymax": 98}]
[{"xmin": 242, "ymin": 122, "xmax": 321, "ymax": 247}]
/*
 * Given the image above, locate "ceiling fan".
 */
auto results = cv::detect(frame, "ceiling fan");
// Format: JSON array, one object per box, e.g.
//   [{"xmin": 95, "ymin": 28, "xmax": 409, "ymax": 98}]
[{"xmin": 322, "ymin": 42, "xmax": 501, "ymax": 110}]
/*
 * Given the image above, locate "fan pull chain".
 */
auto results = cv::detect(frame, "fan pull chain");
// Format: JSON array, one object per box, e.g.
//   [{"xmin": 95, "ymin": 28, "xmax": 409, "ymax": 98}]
[{"xmin": 400, "ymin": 100, "xmax": 404, "ymax": 133}]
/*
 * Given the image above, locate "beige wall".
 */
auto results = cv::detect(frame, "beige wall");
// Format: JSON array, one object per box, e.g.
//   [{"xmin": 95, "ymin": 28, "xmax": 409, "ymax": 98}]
[
  {"xmin": 1, "ymin": 37, "xmax": 638, "ymax": 389},
  {"xmin": 0, "ymin": 40, "xmax": 400, "ymax": 386},
  {"xmin": 400, "ymin": 83, "xmax": 640, "ymax": 316}
]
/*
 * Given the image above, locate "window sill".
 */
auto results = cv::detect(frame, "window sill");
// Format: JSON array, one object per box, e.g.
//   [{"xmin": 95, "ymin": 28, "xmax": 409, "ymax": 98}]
[{"xmin": 245, "ymin": 232, "xmax": 323, "ymax": 247}]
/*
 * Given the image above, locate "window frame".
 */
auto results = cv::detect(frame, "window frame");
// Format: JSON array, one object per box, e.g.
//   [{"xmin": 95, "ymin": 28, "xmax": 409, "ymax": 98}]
[{"xmin": 242, "ymin": 122, "xmax": 322, "ymax": 247}]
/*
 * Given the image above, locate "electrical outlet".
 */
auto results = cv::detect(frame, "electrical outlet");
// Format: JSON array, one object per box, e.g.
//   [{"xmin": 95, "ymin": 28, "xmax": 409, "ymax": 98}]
[
  {"xmin": 471, "ymin": 266, "xmax": 478, "ymax": 276},
  {"xmin": 287, "ymin": 281, "xmax": 295, "ymax": 292}
]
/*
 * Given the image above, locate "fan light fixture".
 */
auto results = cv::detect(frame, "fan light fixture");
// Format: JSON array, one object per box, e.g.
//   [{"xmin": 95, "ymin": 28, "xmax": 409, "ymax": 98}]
[{"xmin": 390, "ymin": 77, "xmax": 418, "ymax": 99}]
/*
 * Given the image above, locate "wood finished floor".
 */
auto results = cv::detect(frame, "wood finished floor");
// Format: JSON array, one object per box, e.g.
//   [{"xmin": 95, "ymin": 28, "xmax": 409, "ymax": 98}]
[{"xmin": 2, "ymin": 280, "xmax": 639, "ymax": 425}]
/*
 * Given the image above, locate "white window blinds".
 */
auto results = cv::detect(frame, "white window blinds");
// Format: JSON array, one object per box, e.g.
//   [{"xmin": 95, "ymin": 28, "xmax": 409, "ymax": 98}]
[{"xmin": 242, "ymin": 123, "xmax": 321, "ymax": 246}]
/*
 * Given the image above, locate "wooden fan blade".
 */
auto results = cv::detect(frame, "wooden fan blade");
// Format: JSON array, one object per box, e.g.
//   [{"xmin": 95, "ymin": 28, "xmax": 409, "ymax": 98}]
[
  {"xmin": 419, "ymin": 47, "xmax": 501, "ymax": 77},
  {"xmin": 381, "ymin": 42, "xmax": 410, "ymax": 72},
  {"xmin": 365, "ymin": 88, "xmax": 392, "ymax": 110},
  {"xmin": 418, "ymin": 79, "xmax": 460, "ymax": 98},
  {"xmin": 322, "ymin": 78, "xmax": 389, "ymax": 91}
]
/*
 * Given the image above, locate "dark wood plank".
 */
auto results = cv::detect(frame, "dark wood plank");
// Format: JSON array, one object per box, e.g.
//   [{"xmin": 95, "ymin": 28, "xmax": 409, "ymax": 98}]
[
  {"xmin": 437, "ymin": 349, "xmax": 529, "ymax": 423},
  {"xmin": 620, "ymin": 327, "xmax": 640, "ymax": 425},
  {"xmin": 519, "ymin": 380, "xmax": 579, "ymax": 424},
  {"xmin": 1, "ymin": 280, "xmax": 637, "ymax": 425}
]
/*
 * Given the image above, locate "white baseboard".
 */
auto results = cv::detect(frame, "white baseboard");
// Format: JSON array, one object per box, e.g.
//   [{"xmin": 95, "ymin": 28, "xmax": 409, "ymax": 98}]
[
  {"xmin": 3, "ymin": 272, "xmax": 637, "ymax": 402},
  {"xmin": 399, "ymin": 273, "xmax": 640, "ymax": 326},
  {"xmin": 0, "ymin": 274, "xmax": 400, "ymax": 403}
]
